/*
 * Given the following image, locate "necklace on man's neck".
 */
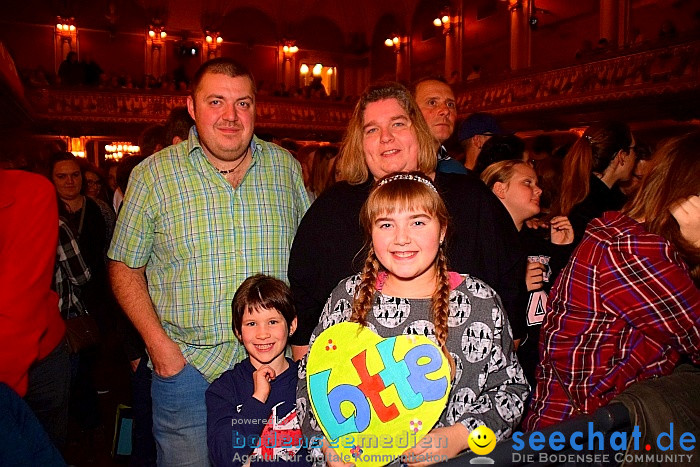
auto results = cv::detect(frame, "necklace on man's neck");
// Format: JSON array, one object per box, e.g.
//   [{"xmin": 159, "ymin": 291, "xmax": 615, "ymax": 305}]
[{"xmin": 218, "ymin": 153, "xmax": 248, "ymax": 175}]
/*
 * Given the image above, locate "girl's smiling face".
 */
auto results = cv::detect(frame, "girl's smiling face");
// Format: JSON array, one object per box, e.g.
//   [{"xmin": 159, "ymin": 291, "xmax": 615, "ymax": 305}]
[{"xmin": 371, "ymin": 207, "xmax": 445, "ymax": 296}]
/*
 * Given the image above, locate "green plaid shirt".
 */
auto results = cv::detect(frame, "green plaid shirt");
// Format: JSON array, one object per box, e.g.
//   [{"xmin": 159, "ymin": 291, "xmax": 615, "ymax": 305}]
[{"xmin": 108, "ymin": 128, "xmax": 310, "ymax": 381}]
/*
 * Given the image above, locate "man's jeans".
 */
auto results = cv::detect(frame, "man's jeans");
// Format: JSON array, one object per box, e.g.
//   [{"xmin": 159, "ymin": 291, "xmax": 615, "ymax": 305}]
[{"xmin": 151, "ymin": 364, "xmax": 210, "ymax": 467}]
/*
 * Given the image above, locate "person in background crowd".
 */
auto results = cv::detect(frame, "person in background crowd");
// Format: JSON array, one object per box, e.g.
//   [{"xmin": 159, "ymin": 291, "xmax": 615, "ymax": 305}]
[
  {"xmin": 290, "ymin": 143, "xmax": 317, "ymax": 199},
  {"xmin": 526, "ymin": 131, "xmax": 700, "ymax": 430},
  {"xmin": 473, "ymin": 134, "xmax": 526, "ymax": 177},
  {"xmin": 81, "ymin": 162, "xmax": 115, "ymax": 245},
  {"xmin": 411, "ymin": 77, "xmax": 468, "ymax": 174},
  {"xmin": 288, "ymin": 82, "xmax": 526, "ymax": 361},
  {"xmin": 555, "ymin": 121, "xmax": 636, "ymax": 245},
  {"xmin": 619, "ymin": 141, "xmax": 652, "ymax": 198},
  {"xmin": 83, "ymin": 164, "xmax": 110, "ymax": 204},
  {"xmin": 0, "ymin": 168, "xmax": 70, "ymax": 451},
  {"xmin": 49, "ymin": 153, "xmax": 110, "ymax": 329},
  {"xmin": 82, "ymin": 53, "xmax": 103, "ymax": 87},
  {"xmin": 481, "ymin": 160, "xmax": 574, "ymax": 388},
  {"xmin": 109, "ymin": 57, "xmax": 309, "ymax": 466},
  {"xmin": 308, "ymin": 145, "xmax": 339, "ymax": 201},
  {"xmin": 164, "ymin": 106, "xmax": 195, "ymax": 147},
  {"xmin": 49, "ymin": 152, "xmax": 112, "ymax": 447},
  {"xmin": 533, "ymin": 155, "xmax": 563, "ymax": 216},
  {"xmin": 466, "ymin": 64, "xmax": 482, "ymax": 81},
  {"xmin": 458, "ymin": 112, "xmax": 506, "ymax": 173},
  {"xmin": 106, "ymin": 163, "xmax": 123, "ymax": 213},
  {"xmin": 138, "ymin": 124, "xmax": 166, "ymax": 158},
  {"xmin": 58, "ymin": 51, "xmax": 83, "ymax": 86},
  {"xmin": 528, "ymin": 134, "xmax": 554, "ymax": 171}
]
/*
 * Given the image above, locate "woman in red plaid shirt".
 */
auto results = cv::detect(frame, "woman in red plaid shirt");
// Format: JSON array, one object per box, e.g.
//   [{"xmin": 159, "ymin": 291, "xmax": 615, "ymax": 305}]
[{"xmin": 525, "ymin": 131, "xmax": 700, "ymax": 430}]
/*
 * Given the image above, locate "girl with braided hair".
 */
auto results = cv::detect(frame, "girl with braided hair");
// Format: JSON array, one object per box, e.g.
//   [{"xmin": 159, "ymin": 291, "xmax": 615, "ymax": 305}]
[{"xmin": 296, "ymin": 172, "xmax": 529, "ymax": 466}]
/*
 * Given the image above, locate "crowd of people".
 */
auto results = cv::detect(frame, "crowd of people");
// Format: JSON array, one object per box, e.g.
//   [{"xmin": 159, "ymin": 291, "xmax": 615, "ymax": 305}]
[{"xmin": 1, "ymin": 56, "xmax": 698, "ymax": 467}]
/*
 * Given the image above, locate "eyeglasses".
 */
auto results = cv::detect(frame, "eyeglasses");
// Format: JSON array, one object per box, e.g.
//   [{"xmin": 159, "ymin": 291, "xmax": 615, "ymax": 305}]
[{"xmin": 86, "ymin": 180, "xmax": 102, "ymax": 187}]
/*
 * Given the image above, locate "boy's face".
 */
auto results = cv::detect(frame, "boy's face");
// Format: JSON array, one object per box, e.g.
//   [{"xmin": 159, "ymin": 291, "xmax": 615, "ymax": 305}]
[{"xmin": 237, "ymin": 306, "xmax": 296, "ymax": 371}]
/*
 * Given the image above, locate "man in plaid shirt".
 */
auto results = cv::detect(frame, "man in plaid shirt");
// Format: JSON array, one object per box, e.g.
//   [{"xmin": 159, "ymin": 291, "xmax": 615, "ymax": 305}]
[{"xmin": 109, "ymin": 58, "xmax": 309, "ymax": 465}]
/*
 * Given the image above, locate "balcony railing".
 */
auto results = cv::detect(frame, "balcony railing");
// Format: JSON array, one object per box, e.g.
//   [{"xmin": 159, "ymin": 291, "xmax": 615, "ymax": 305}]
[
  {"xmin": 24, "ymin": 39, "xmax": 699, "ymax": 134},
  {"xmin": 454, "ymin": 40, "xmax": 700, "ymax": 117},
  {"xmin": 25, "ymin": 88, "xmax": 355, "ymax": 133}
]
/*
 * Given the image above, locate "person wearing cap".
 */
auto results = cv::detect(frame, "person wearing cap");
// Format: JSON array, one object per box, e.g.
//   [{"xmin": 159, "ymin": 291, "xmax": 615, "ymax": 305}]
[
  {"xmin": 459, "ymin": 112, "xmax": 504, "ymax": 172},
  {"xmin": 411, "ymin": 77, "xmax": 469, "ymax": 175}
]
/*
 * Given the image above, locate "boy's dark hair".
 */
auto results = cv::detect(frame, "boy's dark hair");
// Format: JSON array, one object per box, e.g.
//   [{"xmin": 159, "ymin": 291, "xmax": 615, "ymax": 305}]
[{"xmin": 232, "ymin": 274, "xmax": 296, "ymax": 335}]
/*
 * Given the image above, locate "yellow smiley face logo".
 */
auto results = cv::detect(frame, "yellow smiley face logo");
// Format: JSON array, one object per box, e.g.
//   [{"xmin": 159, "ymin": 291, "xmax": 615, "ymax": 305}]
[{"xmin": 467, "ymin": 426, "xmax": 496, "ymax": 456}]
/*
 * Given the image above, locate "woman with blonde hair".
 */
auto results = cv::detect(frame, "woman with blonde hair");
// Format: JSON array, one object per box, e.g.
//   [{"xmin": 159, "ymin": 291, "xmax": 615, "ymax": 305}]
[
  {"xmin": 526, "ymin": 131, "xmax": 700, "ymax": 430},
  {"xmin": 335, "ymin": 83, "xmax": 437, "ymax": 184},
  {"xmin": 481, "ymin": 160, "xmax": 574, "ymax": 387},
  {"xmin": 288, "ymin": 82, "xmax": 526, "ymax": 360},
  {"xmin": 557, "ymin": 121, "xmax": 636, "ymax": 244}
]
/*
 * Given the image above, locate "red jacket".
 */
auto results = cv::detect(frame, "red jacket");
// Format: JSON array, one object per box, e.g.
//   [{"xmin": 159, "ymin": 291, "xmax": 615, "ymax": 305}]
[{"xmin": 0, "ymin": 169, "xmax": 65, "ymax": 396}]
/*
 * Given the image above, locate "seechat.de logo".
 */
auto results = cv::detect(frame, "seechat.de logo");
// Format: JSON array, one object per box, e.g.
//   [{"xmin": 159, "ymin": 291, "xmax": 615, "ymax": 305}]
[{"xmin": 511, "ymin": 422, "xmax": 696, "ymax": 465}]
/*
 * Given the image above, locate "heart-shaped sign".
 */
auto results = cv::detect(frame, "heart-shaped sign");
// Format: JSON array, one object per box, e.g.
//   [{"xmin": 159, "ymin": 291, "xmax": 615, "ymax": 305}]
[{"xmin": 306, "ymin": 322, "xmax": 451, "ymax": 467}]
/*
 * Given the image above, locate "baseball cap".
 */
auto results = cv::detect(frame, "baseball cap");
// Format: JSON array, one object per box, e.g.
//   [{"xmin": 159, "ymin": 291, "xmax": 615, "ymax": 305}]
[{"xmin": 458, "ymin": 113, "xmax": 503, "ymax": 141}]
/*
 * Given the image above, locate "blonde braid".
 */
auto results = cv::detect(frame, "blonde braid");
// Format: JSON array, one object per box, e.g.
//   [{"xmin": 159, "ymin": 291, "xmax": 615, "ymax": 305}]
[
  {"xmin": 351, "ymin": 246, "xmax": 381, "ymax": 327},
  {"xmin": 431, "ymin": 245, "xmax": 455, "ymax": 378}
]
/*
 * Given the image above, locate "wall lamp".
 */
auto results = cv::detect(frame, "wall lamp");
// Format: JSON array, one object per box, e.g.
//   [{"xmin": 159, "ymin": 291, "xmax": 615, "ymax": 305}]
[
  {"xmin": 56, "ymin": 16, "xmax": 77, "ymax": 43},
  {"xmin": 148, "ymin": 24, "xmax": 167, "ymax": 48},
  {"xmin": 282, "ymin": 41, "xmax": 299, "ymax": 61},
  {"xmin": 433, "ymin": 9, "xmax": 454, "ymax": 35},
  {"xmin": 384, "ymin": 35, "xmax": 402, "ymax": 53}
]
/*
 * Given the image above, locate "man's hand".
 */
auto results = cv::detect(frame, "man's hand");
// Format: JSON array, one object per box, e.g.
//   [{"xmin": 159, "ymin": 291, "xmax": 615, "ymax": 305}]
[
  {"xmin": 670, "ymin": 195, "xmax": 700, "ymax": 248},
  {"xmin": 148, "ymin": 336, "xmax": 185, "ymax": 378},
  {"xmin": 252, "ymin": 365, "xmax": 276, "ymax": 403},
  {"xmin": 110, "ymin": 261, "xmax": 185, "ymax": 378},
  {"xmin": 549, "ymin": 216, "xmax": 574, "ymax": 245}
]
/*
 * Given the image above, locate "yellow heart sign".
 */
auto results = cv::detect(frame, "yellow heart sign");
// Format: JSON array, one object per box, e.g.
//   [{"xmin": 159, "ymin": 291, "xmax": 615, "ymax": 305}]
[{"xmin": 306, "ymin": 322, "xmax": 451, "ymax": 466}]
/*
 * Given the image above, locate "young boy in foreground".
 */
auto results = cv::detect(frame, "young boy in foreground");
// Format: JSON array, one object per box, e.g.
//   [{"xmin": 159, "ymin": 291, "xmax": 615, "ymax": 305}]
[{"xmin": 206, "ymin": 274, "xmax": 309, "ymax": 466}]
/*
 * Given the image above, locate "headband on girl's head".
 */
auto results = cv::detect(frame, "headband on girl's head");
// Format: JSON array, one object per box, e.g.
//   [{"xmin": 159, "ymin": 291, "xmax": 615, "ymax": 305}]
[{"xmin": 376, "ymin": 173, "xmax": 438, "ymax": 193}]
